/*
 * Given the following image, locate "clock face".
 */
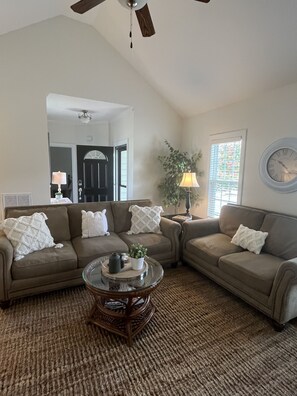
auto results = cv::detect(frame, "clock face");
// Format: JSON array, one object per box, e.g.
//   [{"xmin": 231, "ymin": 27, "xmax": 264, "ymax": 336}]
[
  {"xmin": 267, "ymin": 148, "xmax": 297, "ymax": 183},
  {"xmin": 259, "ymin": 138, "xmax": 297, "ymax": 193}
]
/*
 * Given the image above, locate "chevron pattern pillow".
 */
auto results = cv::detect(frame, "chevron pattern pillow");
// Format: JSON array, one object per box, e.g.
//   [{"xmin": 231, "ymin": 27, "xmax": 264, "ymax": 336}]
[
  {"xmin": 231, "ymin": 224, "xmax": 268, "ymax": 255},
  {"xmin": 0, "ymin": 212, "xmax": 55, "ymax": 261},
  {"xmin": 127, "ymin": 205, "xmax": 163, "ymax": 235}
]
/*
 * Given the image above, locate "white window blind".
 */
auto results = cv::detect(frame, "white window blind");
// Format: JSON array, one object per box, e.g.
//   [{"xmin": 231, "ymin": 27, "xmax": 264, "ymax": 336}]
[{"xmin": 208, "ymin": 130, "xmax": 246, "ymax": 218}]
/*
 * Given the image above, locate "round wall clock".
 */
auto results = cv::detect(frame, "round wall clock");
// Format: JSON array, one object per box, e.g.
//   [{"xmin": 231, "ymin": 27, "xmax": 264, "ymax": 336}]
[{"xmin": 259, "ymin": 137, "xmax": 297, "ymax": 193}]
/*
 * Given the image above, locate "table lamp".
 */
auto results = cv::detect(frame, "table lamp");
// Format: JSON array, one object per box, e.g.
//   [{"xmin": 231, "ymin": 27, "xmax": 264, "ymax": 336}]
[
  {"xmin": 179, "ymin": 172, "xmax": 199, "ymax": 218},
  {"xmin": 52, "ymin": 171, "xmax": 67, "ymax": 200}
]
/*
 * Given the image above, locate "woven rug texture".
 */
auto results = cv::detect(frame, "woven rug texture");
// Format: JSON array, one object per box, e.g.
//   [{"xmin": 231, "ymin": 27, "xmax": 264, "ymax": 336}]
[{"xmin": 1, "ymin": 266, "xmax": 297, "ymax": 396}]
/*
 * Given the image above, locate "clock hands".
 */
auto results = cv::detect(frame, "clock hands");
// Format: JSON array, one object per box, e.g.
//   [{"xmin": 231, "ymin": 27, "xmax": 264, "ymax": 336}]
[{"xmin": 276, "ymin": 160, "xmax": 297, "ymax": 175}]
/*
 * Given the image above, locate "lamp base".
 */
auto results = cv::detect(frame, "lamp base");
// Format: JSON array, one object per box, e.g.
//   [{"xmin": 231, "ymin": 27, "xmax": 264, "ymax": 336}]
[
  {"xmin": 185, "ymin": 212, "xmax": 192, "ymax": 219},
  {"xmin": 55, "ymin": 192, "xmax": 63, "ymax": 200}
]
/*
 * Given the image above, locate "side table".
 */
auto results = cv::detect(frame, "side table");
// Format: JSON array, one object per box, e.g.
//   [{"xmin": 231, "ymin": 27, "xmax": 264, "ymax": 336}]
[{"xmin": 163, "ymin": 213, "xmax": 200, "ymax": 225}]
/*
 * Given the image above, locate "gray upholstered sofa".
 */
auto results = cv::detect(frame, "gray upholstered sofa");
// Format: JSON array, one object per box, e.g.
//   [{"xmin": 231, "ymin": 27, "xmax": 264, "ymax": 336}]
[
  {"xmin": 182, "ymin": 204, "xmax": 297, "ymax": 329},
  {"xmin": 0, "ymin": 199, "xmax": 181, "ymax": 307}
]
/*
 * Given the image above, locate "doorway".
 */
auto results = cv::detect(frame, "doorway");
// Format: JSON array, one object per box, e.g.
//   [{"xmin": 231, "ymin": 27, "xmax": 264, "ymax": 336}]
[
  {"xmin": 77, "ymin": 145, "xmax": 114, "ymax": 202},
  {"xmin": 49, "ymin": 143, "xmax": 78, "ymax": 202}
]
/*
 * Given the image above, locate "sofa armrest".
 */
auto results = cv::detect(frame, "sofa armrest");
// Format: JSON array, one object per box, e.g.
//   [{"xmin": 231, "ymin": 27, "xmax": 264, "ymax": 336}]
[
  {"xmin": 269, "ymin": 257, "xmax": 297, "ymax": 324},
  {"xmin": 160, "ymin": 217, "xmax": 182, "ymax": 262},
  {"xmin": 181, "ymin": 218, "xmax": 220, "ymax": 248},
  {"xmin": 0, "ymin": 236, "xmax": 14, "ymax": 302}
]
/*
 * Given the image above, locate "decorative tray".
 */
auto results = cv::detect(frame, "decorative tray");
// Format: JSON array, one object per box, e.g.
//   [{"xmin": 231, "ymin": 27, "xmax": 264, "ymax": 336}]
[{"xmin": 101, "ymin": 259, "xmax": 148, "ymax": 281}]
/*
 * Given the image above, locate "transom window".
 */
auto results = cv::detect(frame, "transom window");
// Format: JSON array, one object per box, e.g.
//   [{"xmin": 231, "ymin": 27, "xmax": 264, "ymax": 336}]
[
  {"xmin": 208, "ymin": 130, "xmax": 246, "ymax": 218},
  {"xmin": 84, "ymin": 150, "xmax": 107, "ymax": 160}
]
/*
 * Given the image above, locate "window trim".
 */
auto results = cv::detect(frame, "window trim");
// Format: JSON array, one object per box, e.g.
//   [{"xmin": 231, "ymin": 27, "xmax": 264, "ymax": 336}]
[
  {"xmin": 207, "ymin": 129, "xmax": 247, "ymax": 217},
  {"xmin": 115, "ymin": 144, "xmax": 127, "ymax": 201}
]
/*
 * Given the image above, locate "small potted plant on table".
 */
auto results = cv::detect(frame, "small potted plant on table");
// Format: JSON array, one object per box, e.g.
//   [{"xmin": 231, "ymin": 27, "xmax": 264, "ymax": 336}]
[{"xmin": 129, "ymin": 243, "xmax": 148, "ymax": 270}]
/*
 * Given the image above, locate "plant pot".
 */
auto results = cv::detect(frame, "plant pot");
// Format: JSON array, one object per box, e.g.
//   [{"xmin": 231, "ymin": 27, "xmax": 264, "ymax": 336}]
[{"xmin": 130, "ymin": 257, "xmax": 144, "ymax": 271}]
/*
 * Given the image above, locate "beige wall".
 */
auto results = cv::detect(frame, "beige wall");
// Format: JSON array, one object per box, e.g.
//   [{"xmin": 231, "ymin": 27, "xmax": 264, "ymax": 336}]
[
  {"xmin": 183, "ymin": 82, "xmax": 297, "ymax": 217},
  {"xmin": 0, "ymin": 16, "xmax": 181, "ymax": 206}
]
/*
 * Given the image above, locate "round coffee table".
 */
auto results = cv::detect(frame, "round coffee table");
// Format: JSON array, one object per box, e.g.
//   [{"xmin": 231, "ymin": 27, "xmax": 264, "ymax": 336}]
[{"xmin": 82, "ymin": 256, "xmax": 163, "ymax": 346}]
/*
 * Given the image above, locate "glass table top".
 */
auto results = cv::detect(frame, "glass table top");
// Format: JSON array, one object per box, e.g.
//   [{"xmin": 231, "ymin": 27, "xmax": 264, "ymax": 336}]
[{"xmin": 82, "ymin": 256, "xmax": 164, "ymax": 294}]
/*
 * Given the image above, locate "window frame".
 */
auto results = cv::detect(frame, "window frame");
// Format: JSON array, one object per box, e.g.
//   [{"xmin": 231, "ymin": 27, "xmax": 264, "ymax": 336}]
[
  {"xmin": 115, "ymin": 144, "xmax": 128, "ymax": 201},
  {"xmin": 207, "ymin": 129, "xmax": 247, "ymax": 218}
]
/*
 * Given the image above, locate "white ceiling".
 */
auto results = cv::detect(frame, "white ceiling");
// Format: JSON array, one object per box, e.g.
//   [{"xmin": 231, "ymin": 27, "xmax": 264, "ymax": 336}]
[
  {"xmin": 2, "ymin": 0, "xmax": 297, "ymax": 118},
  {"xmin": 47, "ymin": 94, "xmax": 130, "ymax": 123}
]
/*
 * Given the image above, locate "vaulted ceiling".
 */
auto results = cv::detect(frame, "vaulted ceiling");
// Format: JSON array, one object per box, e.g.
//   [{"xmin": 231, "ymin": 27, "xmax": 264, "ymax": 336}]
[{"xmin": 2, "ymin": 0, "xmax": 297, "ymax": 117}]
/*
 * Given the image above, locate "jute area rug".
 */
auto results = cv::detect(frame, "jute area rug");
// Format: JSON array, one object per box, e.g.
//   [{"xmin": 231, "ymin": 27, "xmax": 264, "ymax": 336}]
[{"xmin": 1, "ymin": 266, "xmax": 297, "ymax": 396}]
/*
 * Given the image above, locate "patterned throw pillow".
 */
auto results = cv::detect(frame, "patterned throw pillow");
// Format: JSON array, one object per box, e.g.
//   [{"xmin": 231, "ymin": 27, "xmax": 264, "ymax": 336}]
[
  {"xmin": 231, "ymin": 224, "xmax": 268, "ymax": 255},
  {"xmin": 128, "ymin": 205, "xmax": 163, "ymax": 235},
  {"xmin": 0, "ymin": 212, "xmax": 55, "ymax": 261},
  {"xmin": 81, "ymin": 209, "xmax": 109, "ymax": 238}
]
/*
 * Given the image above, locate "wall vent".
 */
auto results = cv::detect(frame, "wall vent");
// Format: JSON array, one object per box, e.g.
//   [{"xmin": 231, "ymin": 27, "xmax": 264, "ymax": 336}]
[{"xmin": 0, "ymin": 193, "xmax": 32, "ymax": 220}]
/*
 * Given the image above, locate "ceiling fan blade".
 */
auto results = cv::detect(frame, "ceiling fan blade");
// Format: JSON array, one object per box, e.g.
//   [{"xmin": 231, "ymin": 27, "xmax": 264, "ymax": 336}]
[
  {"xmin": 195, "ymin": 0, "xmax": 210, "ymax": 3},
  {"xmin": 71, "ymin": 0, "xmax": 106, "ymax": 14},
  {"xmin": 135, "ymin": 4, "xmax": 155, "ymax": 37}
]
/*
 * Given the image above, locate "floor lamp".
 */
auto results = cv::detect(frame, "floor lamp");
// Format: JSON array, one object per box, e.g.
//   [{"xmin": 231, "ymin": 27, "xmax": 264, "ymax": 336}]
[
  {"xmin": 179, "ymin": 172, "xmax": 200, "ymax": 218},
  {"xmin": 52, "ymin": 171, "xmax": 67, "ymax": 200}
]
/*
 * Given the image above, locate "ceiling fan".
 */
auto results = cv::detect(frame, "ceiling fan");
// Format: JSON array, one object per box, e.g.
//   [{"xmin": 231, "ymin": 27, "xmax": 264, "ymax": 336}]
[{"xmin": 71, "ymin": 0, "xmax": 210, "ymax": 37}]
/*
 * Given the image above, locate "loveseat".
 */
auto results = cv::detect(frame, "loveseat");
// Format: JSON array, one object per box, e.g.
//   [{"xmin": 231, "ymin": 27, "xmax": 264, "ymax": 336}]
[
  {"xmin": 182, "ymin": 204, "xmax": 297, "ymax": 329},
  {"xmin": 0, "ymin": 199, "xmax": 181, "ymax": 308}
]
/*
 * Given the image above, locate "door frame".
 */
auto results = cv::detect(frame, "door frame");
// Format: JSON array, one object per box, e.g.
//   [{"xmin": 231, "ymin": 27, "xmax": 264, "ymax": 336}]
[{"xmin": 49, "ymin": 143, "xmax": 78, "ymax": 202}]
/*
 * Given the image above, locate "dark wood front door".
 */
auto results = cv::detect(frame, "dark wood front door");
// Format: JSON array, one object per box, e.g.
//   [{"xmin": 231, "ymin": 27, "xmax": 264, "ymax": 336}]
[{"xmin": 77, "ymin": 145, "xmax": 114, "ymax": 202}]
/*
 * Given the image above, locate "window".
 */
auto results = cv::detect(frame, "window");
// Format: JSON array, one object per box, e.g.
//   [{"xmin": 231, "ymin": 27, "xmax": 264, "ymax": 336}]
[
  {"xmin": 208, "ymin": 130, "xmax": 246, "ymax": 218},
  {"xmin": 115, "ymin": 144, "xmax": 127, "ymax": 201}
]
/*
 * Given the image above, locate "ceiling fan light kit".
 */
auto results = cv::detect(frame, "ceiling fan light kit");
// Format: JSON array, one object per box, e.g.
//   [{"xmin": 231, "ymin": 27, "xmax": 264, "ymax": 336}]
[{"xmin": 118, "ymin": 0, "xmax": 147, "ymax": 11}]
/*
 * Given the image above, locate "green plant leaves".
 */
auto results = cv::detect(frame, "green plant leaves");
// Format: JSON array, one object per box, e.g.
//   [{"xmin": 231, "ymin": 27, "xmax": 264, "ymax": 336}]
[{"xmin": 158, "ymin": 140, "xmax": 202, "ymax": 209}]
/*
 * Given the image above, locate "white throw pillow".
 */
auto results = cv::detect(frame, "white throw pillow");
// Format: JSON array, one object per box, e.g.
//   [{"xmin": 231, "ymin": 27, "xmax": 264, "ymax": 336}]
[
  {"xmin": 231, "ymin": 224, "xmax": 268, "ymax": 255},
  {"xmin": 0, "ymin": 212, "xmax": 55, "ymax": 261},
  {"xmin": 128, "ymin": 205, "xmax": 163, "ymax": 235},
  {"xmin": 81, "ymin": 209, "xmax": 109, "ymax": 238}
]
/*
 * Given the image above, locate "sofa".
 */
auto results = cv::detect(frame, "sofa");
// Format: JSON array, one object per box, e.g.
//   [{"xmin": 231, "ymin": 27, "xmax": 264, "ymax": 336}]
[
  {"xmin": 182, "ymin": 204, "xmax": 297, "ymax": 329},
  {"xmin": 0, "ymin": 199, "xmax": 181, "ymax": 308}
]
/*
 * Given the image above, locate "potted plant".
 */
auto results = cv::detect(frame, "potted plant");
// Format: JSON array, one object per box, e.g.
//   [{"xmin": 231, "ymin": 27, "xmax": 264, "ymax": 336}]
[
  {"xmin": 158, "ymin": 140, "xmax": 202, "ymax": 212},
  {"xmin": 129, "ymin": 243, "xmax": 148, "ymax": 270}
]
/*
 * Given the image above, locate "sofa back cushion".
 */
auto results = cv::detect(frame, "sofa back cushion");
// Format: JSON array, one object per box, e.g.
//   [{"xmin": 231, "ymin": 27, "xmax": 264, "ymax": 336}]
[
  {"xmin": 67, "ymin": 202, "xmax": 113, "ymax": 238},
  {"xmin": 5, "ymin": 205, "xmax": 70, "ymax": 242},
  {"xmin": 261, "ymin": 213, "xmax": 297, "ymax": 260},
  {"xmin": 219, "ymin": 205, "xmax": 266, "ymax": 238},
  {"xmin": 111, "ymin": 199, "xmax": 152, "ymax": 233}
]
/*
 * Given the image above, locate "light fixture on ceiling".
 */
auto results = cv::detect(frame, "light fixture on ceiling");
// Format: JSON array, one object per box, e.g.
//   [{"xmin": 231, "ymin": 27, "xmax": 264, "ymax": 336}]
[
  {"xmin": 78, "ymin": 110, "xmax": 92, "ymax": 124},
  {"xmin": 118, "ymin": 0, "xmax": 148, "ymax": 11}
]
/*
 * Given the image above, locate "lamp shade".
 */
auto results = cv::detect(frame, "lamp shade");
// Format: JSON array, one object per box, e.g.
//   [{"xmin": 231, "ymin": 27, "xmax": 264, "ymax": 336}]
[
  {"xmin": 179, "ymin": 172, "xmax": 199, "ymax": 188},
  {"xmin": 52, "ymin": 171, "xmax": 67, "ymax": 186}
]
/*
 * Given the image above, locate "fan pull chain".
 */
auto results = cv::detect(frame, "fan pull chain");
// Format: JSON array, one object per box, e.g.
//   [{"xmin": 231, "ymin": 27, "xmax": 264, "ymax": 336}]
[{"xmin": 129, "ymin": 5, "xmax": 133, "ymax": 49}]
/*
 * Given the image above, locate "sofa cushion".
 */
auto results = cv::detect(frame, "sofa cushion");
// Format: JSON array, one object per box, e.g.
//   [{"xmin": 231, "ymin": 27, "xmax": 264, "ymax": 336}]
[
  {"xmin": 128, "ymin": 205, "xmax": 163, "ymax": 235},
  {"xmin": 231, "ymin": 224, "xmax": 268, "ymax": 254},
  {"xmin": 186, "ymin": 233, "xmax": 243, "ymax": 267},
  {"xmin": 261, "ymin": 213, "xmax": 297, "ymax": 260},
  {"xmin": 5, "ymin": 205, "xmax": 70, "ymax": 242},
  {"xmin": 218, "ymin": 251, "xmax": 283, "ymax": 295},
  {"xmin": 111, "ymin": 200, "xmax": 152, "ymax": 233},
  {"xmin": 119, "ymin": 231, "xmax": 171, "ymax": 257},
  {"xmin": 72, "ymin": 232, "xmax": 128, "ymax": 268},
  {"xmin": 68, "ymin": 202, "xmax": 114, "ymax": 238},
  {"xmin": 219, "ymin": 205, "xmax": 266, "ymax": 238},
  {"xmin": 11, "ymin": 241, "xmax": 77, "ymax": 280}
]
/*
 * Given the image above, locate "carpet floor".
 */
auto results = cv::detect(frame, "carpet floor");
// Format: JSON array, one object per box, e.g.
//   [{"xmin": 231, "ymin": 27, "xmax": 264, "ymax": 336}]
[{"xmin": 1, "ymin": 265, "xmax": 297, "ymax": 396}]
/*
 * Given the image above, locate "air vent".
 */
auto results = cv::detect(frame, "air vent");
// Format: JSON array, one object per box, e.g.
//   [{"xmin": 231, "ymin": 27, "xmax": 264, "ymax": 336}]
[{"xmin": 0, "ymin": 193, "xmax": 32, "ymax": 220}]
